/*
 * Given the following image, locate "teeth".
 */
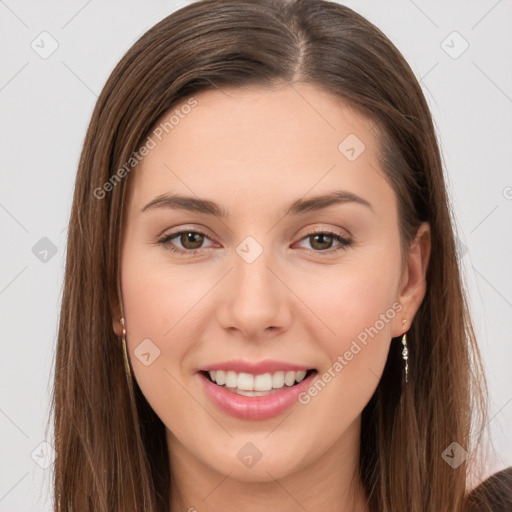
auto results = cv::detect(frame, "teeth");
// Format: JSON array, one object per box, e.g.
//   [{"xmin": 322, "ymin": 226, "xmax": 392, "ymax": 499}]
[
  {"xmin": 224, "ymin": 371, "xmax": 236, "ymax": 388},
  {"xmin": 254, "ymin": 373, "xmax": 272, "ymax": 391},
  {"xmin": 207, "ymin": 369, "xmax": 309, "ymax": 391},
  {"xmin": 237, "ymin": 372, "xmax": 253, "ymax": 390},
  {"xmin": 272, "ymin": 371, "xmax": 285, "ymax": 388},
  {"xmin": 284, "ymin": 371, "xmax": 296, "ymax": 386}
]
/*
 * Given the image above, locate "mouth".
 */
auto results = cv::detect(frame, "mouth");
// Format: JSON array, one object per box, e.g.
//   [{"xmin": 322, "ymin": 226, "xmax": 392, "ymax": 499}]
[
  {"xmin": 197, "ymin": 367, "xmax": 318, "ymax": 420},
  {"xmin": 199, "ymin": 368, "xmax": 318, "ymax": 397}
]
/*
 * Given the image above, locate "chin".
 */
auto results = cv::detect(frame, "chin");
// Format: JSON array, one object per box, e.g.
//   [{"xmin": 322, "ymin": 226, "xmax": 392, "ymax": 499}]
[{"xmin": 203, "ymin": 441, "xmax": 312, "ymax": 483}]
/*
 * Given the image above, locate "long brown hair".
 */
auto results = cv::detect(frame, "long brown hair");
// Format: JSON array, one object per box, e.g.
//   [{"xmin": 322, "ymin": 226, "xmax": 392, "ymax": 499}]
[{"xmin": 51, "ymin": 1, "xmax": 493, "ymax": 510}]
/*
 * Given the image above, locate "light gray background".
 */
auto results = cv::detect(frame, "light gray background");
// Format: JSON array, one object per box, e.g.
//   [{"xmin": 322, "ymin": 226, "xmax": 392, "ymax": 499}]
[{"xmin": 1, "ymin": 1, "xmax": 511, "ymax": 510}]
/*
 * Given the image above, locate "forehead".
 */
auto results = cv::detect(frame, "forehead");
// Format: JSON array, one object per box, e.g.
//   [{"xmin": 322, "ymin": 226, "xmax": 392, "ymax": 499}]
[
  {"xmin": 127, "ymin": 83, "xmax": 391, "ymax": 214},
  {"xmin": 148, "ymin": 83, "xmax": 376, "ymax": 161}
]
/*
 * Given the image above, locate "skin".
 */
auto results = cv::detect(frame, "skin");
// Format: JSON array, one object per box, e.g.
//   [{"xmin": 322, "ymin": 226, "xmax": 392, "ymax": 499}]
[{"xmin": 112, "ymin": 82, "xmax": 431, "ymax": 512}]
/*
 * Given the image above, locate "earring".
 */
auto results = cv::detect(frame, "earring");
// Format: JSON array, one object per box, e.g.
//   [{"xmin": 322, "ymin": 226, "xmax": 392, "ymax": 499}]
[
  {"xmin": 401, "ymin": 319, "xmax": 409, "ymax": 383},
  {"xmin": 120, "ymin": 317, "xmax": 132, "ymax": 380}
]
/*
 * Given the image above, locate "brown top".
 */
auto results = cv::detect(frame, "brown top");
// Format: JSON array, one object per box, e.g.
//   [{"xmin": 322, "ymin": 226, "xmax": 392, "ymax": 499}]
[{"xmin": 465, "ymin": 467, "xmax": 512, "ymax": 511}]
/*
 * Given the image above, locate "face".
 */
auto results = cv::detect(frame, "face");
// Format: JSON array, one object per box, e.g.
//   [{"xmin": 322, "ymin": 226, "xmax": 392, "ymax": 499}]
[{"xmin": 113, "ymin": 83, "xmax": 429, "ymax": 484}]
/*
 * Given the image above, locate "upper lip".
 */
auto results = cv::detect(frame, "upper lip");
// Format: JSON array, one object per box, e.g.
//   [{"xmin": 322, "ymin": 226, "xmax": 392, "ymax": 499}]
[{"xmin": 199, "ymin": 359, "xmax": 315, "ymax": 374}]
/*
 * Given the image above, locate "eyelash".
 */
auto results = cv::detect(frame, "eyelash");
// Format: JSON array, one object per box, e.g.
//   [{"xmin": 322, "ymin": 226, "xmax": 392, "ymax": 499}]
[{"xmin": 157, "ymin": 228, "xmax": 353, "ymax": 256}]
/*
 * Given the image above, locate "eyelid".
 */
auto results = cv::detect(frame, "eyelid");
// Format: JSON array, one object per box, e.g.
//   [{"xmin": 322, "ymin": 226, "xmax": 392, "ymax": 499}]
[
  {"xmin": 157, "ymin": 223, "xmax": 214, "ymax": 239},
  {"xmin": 300, "ymin": 225, "xmax": 351, "ymax": 239}
]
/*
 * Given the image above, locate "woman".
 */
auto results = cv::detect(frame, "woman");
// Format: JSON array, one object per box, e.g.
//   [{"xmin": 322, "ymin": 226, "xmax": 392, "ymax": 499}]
[{"xmin": 51, "ymin": 0, "xmax": 511, "ymax": 510}]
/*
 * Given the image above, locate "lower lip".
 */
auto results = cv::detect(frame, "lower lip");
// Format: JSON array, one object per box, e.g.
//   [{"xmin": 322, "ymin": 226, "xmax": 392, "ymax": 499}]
[{"xmin": 198, "ymin": 371, "xmax": 317, "ymax": 421}]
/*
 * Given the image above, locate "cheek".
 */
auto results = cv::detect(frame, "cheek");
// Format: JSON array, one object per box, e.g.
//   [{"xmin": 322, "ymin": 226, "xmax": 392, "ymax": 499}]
[
  {"xmin": 120, "ymin": 240, "xmax": 212, "ymax": 342},
  {"xmin": 118, "ymin": 248, "xmax": 196, "ymax": 406},
  {"xmin": 293, "ymin": 246, "xmax": 401, "ymax": 396},
  {"xmin": 293, "ymin": 269, "xmax": 399, "ymax": 434},
  {"xmin": 301, "ymin": 251, "xmax": 400, "ymax": 341}
]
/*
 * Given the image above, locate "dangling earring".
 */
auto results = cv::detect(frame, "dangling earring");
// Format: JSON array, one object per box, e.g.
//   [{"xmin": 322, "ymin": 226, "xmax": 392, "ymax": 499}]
[
  {"xmin": 401, "ymin": 318, "xmax": 409, "ymax": 383},
  {"xmin": 120, "ymin": 317, "xmax": 132, "ymax": 380}
]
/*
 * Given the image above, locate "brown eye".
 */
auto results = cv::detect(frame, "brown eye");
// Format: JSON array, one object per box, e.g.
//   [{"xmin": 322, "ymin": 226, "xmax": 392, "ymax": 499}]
[
  {"xmin": 178, "ymin": 231, "xmax": 205, "ymax": 250},
  {"xmin": 309, "ymin": 233, "xmax": 335, "ymax": 251},
  {"xmin": 296, "ymin": 230, "xmax": 353, "ymax": 254},
  {"xmin": 158, "ymin": 230, "xmax": 214, "ymax": 254}
]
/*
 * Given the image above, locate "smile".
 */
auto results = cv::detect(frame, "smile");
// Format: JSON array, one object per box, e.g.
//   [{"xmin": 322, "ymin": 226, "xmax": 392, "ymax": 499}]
[
  {"xmin": 197, "ymin": 366, "xmax": 318, "ymax": 420},
  {"xmin": 204, "ymin": 369, "xmax": 314, "ymax": 395}
]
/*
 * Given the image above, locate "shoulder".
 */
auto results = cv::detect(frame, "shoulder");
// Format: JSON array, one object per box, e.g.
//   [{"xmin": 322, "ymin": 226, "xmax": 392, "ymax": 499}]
[{"xmin": 465, "ymin": 467, "xmax": 512, "ymax": 512}]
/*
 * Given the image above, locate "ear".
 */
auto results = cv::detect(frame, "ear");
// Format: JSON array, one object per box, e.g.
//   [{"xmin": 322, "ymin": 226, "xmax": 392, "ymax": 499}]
[
  {"xmin": 110, "ymin": 294, "xmax": 124, "ymax": 337},
  {"xmin": 391, "ymin": 222, "xmax": 431, "ymax": 338}
]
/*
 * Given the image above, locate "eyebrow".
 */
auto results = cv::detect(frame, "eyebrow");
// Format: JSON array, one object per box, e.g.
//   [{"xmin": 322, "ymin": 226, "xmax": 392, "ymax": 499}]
[{"xmin": 141, "ymin": 190, "xmax": 373, "ymax": 217}]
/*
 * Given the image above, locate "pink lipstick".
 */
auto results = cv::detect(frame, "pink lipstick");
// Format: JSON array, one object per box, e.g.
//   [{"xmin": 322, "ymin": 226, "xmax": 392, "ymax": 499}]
[{"xmin": 196, "ymin": 360, "xmax": 317, "ymax": 420}]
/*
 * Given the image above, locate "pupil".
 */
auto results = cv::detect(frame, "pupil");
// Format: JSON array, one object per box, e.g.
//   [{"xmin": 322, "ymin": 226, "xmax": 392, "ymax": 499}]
[
  {"xmin": 312, "ymin": 234, "xmax": 332, "ymax": 250},
  {"xmin": 182, "ymin": 232, "xmax": 203, "ymax": 249}
]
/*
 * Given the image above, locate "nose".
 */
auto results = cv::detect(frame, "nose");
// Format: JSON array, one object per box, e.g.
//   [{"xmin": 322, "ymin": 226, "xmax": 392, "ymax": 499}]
[{"xmin": 217, "ymin": 244, "xmax": 292, "ymax": 341}]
